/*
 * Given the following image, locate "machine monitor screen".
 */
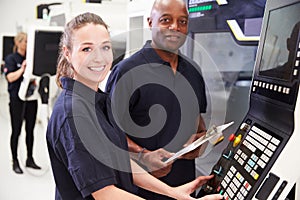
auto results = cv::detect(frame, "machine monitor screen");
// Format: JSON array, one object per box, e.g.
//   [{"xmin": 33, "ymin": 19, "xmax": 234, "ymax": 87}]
[
  {"xmin": 259, "ymin": 2, "xmax": 300, "ymax": 81},
  {"xmin": 187, "ymin": 0, "xmax": 266, "ymax": 32},
  {"xmin": 2, "ymin": 36, "xmax": 14, "ymax": 61},
  {"xmin": 33, "ymin": 30, "xmax": 62, "ymax": 76},
  {"xmin": 188, "ymin": 0, "xmax": 217, "ymax": 19}
]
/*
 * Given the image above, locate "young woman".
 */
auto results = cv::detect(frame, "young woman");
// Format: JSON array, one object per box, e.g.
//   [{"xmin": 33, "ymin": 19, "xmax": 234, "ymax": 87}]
[
  {"xmin": 4, "ymin": 32, "xmax": 41, "ymax": 174},
  {"xmin": 46, "ymin": 12, "xmax": 223, "ymax": 200}
]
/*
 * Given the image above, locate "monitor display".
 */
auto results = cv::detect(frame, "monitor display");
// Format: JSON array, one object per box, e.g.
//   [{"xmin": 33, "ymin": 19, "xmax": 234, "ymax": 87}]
[
  {"xmin": 187, "ymin": 0, "xmax": 266, "ymax": 32},
  {"xmin": 259, "ymin": 2, "xmax": 300, "ymax": 81},
  {"xmin": 188, "ymin": 0, "xmax": 217, "ymax": 19},
  {"xmin": 2, "ymin": 36, "xmax": 14, "ymax": 61},
  {"xmin": 32, "ymin": 30, "xmax": 62, "ymax": 76}
]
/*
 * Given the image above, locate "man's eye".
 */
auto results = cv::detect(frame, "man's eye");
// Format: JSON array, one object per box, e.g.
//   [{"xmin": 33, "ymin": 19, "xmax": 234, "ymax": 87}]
[
  {"xmin": 179, "ymin": 20, "xmax": 187, "ymax": 25},
  {"xmin": 160, "ymin": 18, "xmax": 171, "ymax": 23},
  {"xmin": 103, "ymin": 45, "xmax": 111, "ymax": 51}
]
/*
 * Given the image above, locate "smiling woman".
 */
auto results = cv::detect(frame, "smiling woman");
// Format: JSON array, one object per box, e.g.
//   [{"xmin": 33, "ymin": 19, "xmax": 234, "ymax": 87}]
[{"xmin": 47, "ymin": 12, "xmax": 139, "ymax": 200}]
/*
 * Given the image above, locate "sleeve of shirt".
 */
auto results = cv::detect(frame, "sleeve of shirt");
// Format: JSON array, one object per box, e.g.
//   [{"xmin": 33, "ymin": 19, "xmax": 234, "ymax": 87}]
[
  {"xmin": 105, "ymin": 63, "xmax": 139, "ymax": 131},
  {"xmin": 56, "ymin": 116, "xmax": 118, "ymax": 198},
  {"xmin": 3, "ymin": 54, "xmax": 16, "ymax": 76}
]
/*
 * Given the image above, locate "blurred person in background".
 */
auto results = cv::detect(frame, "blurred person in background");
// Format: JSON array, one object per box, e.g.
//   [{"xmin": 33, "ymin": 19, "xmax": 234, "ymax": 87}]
[{"xmin": 3, "ymin": 32, "xmax": 41, "ymax": 174}]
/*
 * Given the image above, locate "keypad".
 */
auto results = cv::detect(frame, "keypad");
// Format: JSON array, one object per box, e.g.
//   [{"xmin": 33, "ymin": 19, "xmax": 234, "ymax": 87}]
[{"xmin": 219, "ymin": 125, "xmax": 281, "ymax": 200}]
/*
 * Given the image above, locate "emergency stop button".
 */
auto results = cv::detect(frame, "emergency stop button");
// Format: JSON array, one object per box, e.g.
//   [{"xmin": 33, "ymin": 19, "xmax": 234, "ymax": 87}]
[{"xmin": 229, "ymin": 134, "xmax": 235, "ymax": 141}]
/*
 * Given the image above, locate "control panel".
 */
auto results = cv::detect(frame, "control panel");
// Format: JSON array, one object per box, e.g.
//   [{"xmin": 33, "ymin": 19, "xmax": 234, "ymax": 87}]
[
  {"xmin": 201, "ymin": 117, "xmax": 288, "ymax": 200},
  {"xmin": 197, "ymin": 0, "xmax": 300, "ymax": 199}
]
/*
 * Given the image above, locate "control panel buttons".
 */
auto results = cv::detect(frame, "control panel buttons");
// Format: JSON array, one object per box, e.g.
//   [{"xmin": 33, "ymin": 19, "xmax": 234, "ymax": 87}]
[
  {"xmin": 229, "ymin": 134, "xmax": 235, "ymax": 142},
  {"xmin": 213, "ymin": 166, "xmax": 223, "ymax": 175},
  {"xmin": 201, "ymin": 121, "xmax": 282, "ymax": 199},
  {"xmin": 222, "ymin": 150, "xmax": 233, "ymax": 159},
  {"xmin": 240, "ymin": 122, "xmax": 251, "ymax": 131},
  {"xmin": 233, "ymin": 134, "xmax": 242, "ymax": 147}
]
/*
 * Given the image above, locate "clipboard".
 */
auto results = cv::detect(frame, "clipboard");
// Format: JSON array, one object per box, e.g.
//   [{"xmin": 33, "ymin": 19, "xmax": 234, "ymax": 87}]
[{"xmin": 164, "ymin": 121, "xmax": 234, "ymax": 164}]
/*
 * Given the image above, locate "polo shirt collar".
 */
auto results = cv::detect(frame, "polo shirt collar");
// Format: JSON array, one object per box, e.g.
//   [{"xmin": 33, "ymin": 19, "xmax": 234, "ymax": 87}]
[
  {"xmin": 141, "ymin": 41, "xmax": 166, "ymax": 65},
  {"xmin": 60, "ymin": 77, "xmax": 107, "ymax": 105},
  {"xmin": 141, "ymin": 40, "xmax": 186, "ymax": 72}
]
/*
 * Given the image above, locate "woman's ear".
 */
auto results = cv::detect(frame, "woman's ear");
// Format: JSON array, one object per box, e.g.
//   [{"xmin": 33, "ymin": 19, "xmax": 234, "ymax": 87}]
[{"xmin": 63, "ymin": 45, "xmax": 71, "ymax": 62}]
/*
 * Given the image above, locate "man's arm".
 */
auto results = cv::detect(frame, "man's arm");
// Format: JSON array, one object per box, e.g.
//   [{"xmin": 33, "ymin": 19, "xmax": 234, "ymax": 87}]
[
  {"xmin": 196, "ymin": 115, "xmax": 209, "ymax": 156},
  {"xmin": 181, "ymin": 115, "xmax": 208, "ymax": 160},
  {"xmin": 197, "ymin": 115, "xmax": 207, "ymax": 133}
]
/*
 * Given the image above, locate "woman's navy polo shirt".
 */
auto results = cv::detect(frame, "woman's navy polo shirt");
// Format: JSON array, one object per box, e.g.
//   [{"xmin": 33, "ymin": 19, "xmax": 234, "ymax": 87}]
[
  {"xmin": 3, "ymin": 52, "xmax": 25, "ymax": 98},
  {"xmin": 46, "ymin": 77, "xmax": 136, "ymax": 200},
  {"xmin": 106, "ymin": 41, "xmax": 207, "ymax": 199}
]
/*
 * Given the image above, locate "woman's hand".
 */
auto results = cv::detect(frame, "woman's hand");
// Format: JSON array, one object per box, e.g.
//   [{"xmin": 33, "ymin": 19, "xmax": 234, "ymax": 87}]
[
  {"xmin": 169, "ymin": 175, "xmax": 223, "ymax": 200},
  {"xmin": 21, "ymin": 60, "xmax": 26, "ymax": 72}
]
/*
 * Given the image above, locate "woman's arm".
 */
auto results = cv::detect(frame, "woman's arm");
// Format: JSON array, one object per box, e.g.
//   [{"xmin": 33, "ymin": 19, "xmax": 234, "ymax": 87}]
[
  {"xmin": 92, "ymin": 185, "xmax": 144, "ymax": 200},
  {"xmin": 6, "ymin": 60, "xmax": 26, "ymax": 83},
  {"xmin": 131, "ymin": 159, "xmax": 174, "ymax": 198},
  {"xmin": 92, "ymin": 160, "xmax": 223, "ymax": 200},
  {"xmin": 131, "ymin": 159, "xmax": 223, "ymax": 200}
]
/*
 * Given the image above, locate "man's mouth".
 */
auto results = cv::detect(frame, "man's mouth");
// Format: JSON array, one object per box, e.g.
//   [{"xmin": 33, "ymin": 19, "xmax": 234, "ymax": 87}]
[{"xmin": 166, "ymin": 35, "xmax": 181, "ymax": 41}]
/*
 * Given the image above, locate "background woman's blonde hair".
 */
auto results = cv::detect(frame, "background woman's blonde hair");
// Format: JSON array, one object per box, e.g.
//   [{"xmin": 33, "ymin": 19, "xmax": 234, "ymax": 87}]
[
  {"xmin": 13, "ymin": 32, "xmax": 27, "ymax": 53},
  {"xmin": 56, "ymin": 12, "xmax": 109, "ymax": 88}
]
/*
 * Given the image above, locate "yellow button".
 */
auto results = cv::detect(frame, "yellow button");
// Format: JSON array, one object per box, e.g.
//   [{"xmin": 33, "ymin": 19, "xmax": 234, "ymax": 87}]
[{"xmin": 233, "ymin": 134, "xmax": 242, "ymax": 147}]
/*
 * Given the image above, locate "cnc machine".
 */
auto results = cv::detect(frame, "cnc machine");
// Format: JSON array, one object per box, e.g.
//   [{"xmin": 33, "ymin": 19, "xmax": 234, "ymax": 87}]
[{"xmin": 199, "ymin": 0, "xmax": 300, "ymax": 199}]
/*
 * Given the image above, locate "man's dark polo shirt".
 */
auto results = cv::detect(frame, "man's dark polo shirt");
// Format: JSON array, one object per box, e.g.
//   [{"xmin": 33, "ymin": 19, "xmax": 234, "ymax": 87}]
[{"xmin": 106, "ymin": 41, "xmax": 207, "ymax": 199}]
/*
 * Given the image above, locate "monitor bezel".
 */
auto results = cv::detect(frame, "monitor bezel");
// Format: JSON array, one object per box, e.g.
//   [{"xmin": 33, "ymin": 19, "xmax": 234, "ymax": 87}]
[
  {"xmin": 254, "ymin": 0, "xmax": 300, "ymax": 84},
  {"xmin": 0, "ymin": 33, "xmax": 15, "ymax": 63}
]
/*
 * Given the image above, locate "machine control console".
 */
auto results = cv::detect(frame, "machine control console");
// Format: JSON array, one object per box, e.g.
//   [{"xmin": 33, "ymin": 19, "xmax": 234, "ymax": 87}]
[{"xmin": 202, "ymin": 120, "xmax": 282, "ymax": 200}]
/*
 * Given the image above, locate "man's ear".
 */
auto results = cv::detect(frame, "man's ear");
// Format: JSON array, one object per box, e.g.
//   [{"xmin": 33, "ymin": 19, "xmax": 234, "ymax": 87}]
[{"xmin": 147, "ymin": 17, "xmax": 152, "ymax": 29}]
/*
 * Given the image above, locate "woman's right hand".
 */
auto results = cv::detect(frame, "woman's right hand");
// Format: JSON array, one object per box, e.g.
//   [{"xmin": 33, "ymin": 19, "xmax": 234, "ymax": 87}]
[
  {"xmin": 21, "ymin": 60, "xmax": 26, "ymax": 72},
  {"xmin": 169, "ymin": 175, "xmax": 224, "ymax": 200}
]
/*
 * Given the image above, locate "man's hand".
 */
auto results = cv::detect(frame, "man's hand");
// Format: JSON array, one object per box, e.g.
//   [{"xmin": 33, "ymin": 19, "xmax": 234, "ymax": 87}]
[
  {"xmin": 181, "ymin": 132, "xmax": 208, "ymax": 160},
  {"xmin": 140, "ymin": 148, "xmax": 174, "ymax": 178}
]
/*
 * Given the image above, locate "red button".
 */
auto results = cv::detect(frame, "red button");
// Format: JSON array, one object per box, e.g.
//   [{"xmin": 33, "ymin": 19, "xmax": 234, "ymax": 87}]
[{"xmin": 229, "ymin": 134, "xmax": 235, "ymax": 141}]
